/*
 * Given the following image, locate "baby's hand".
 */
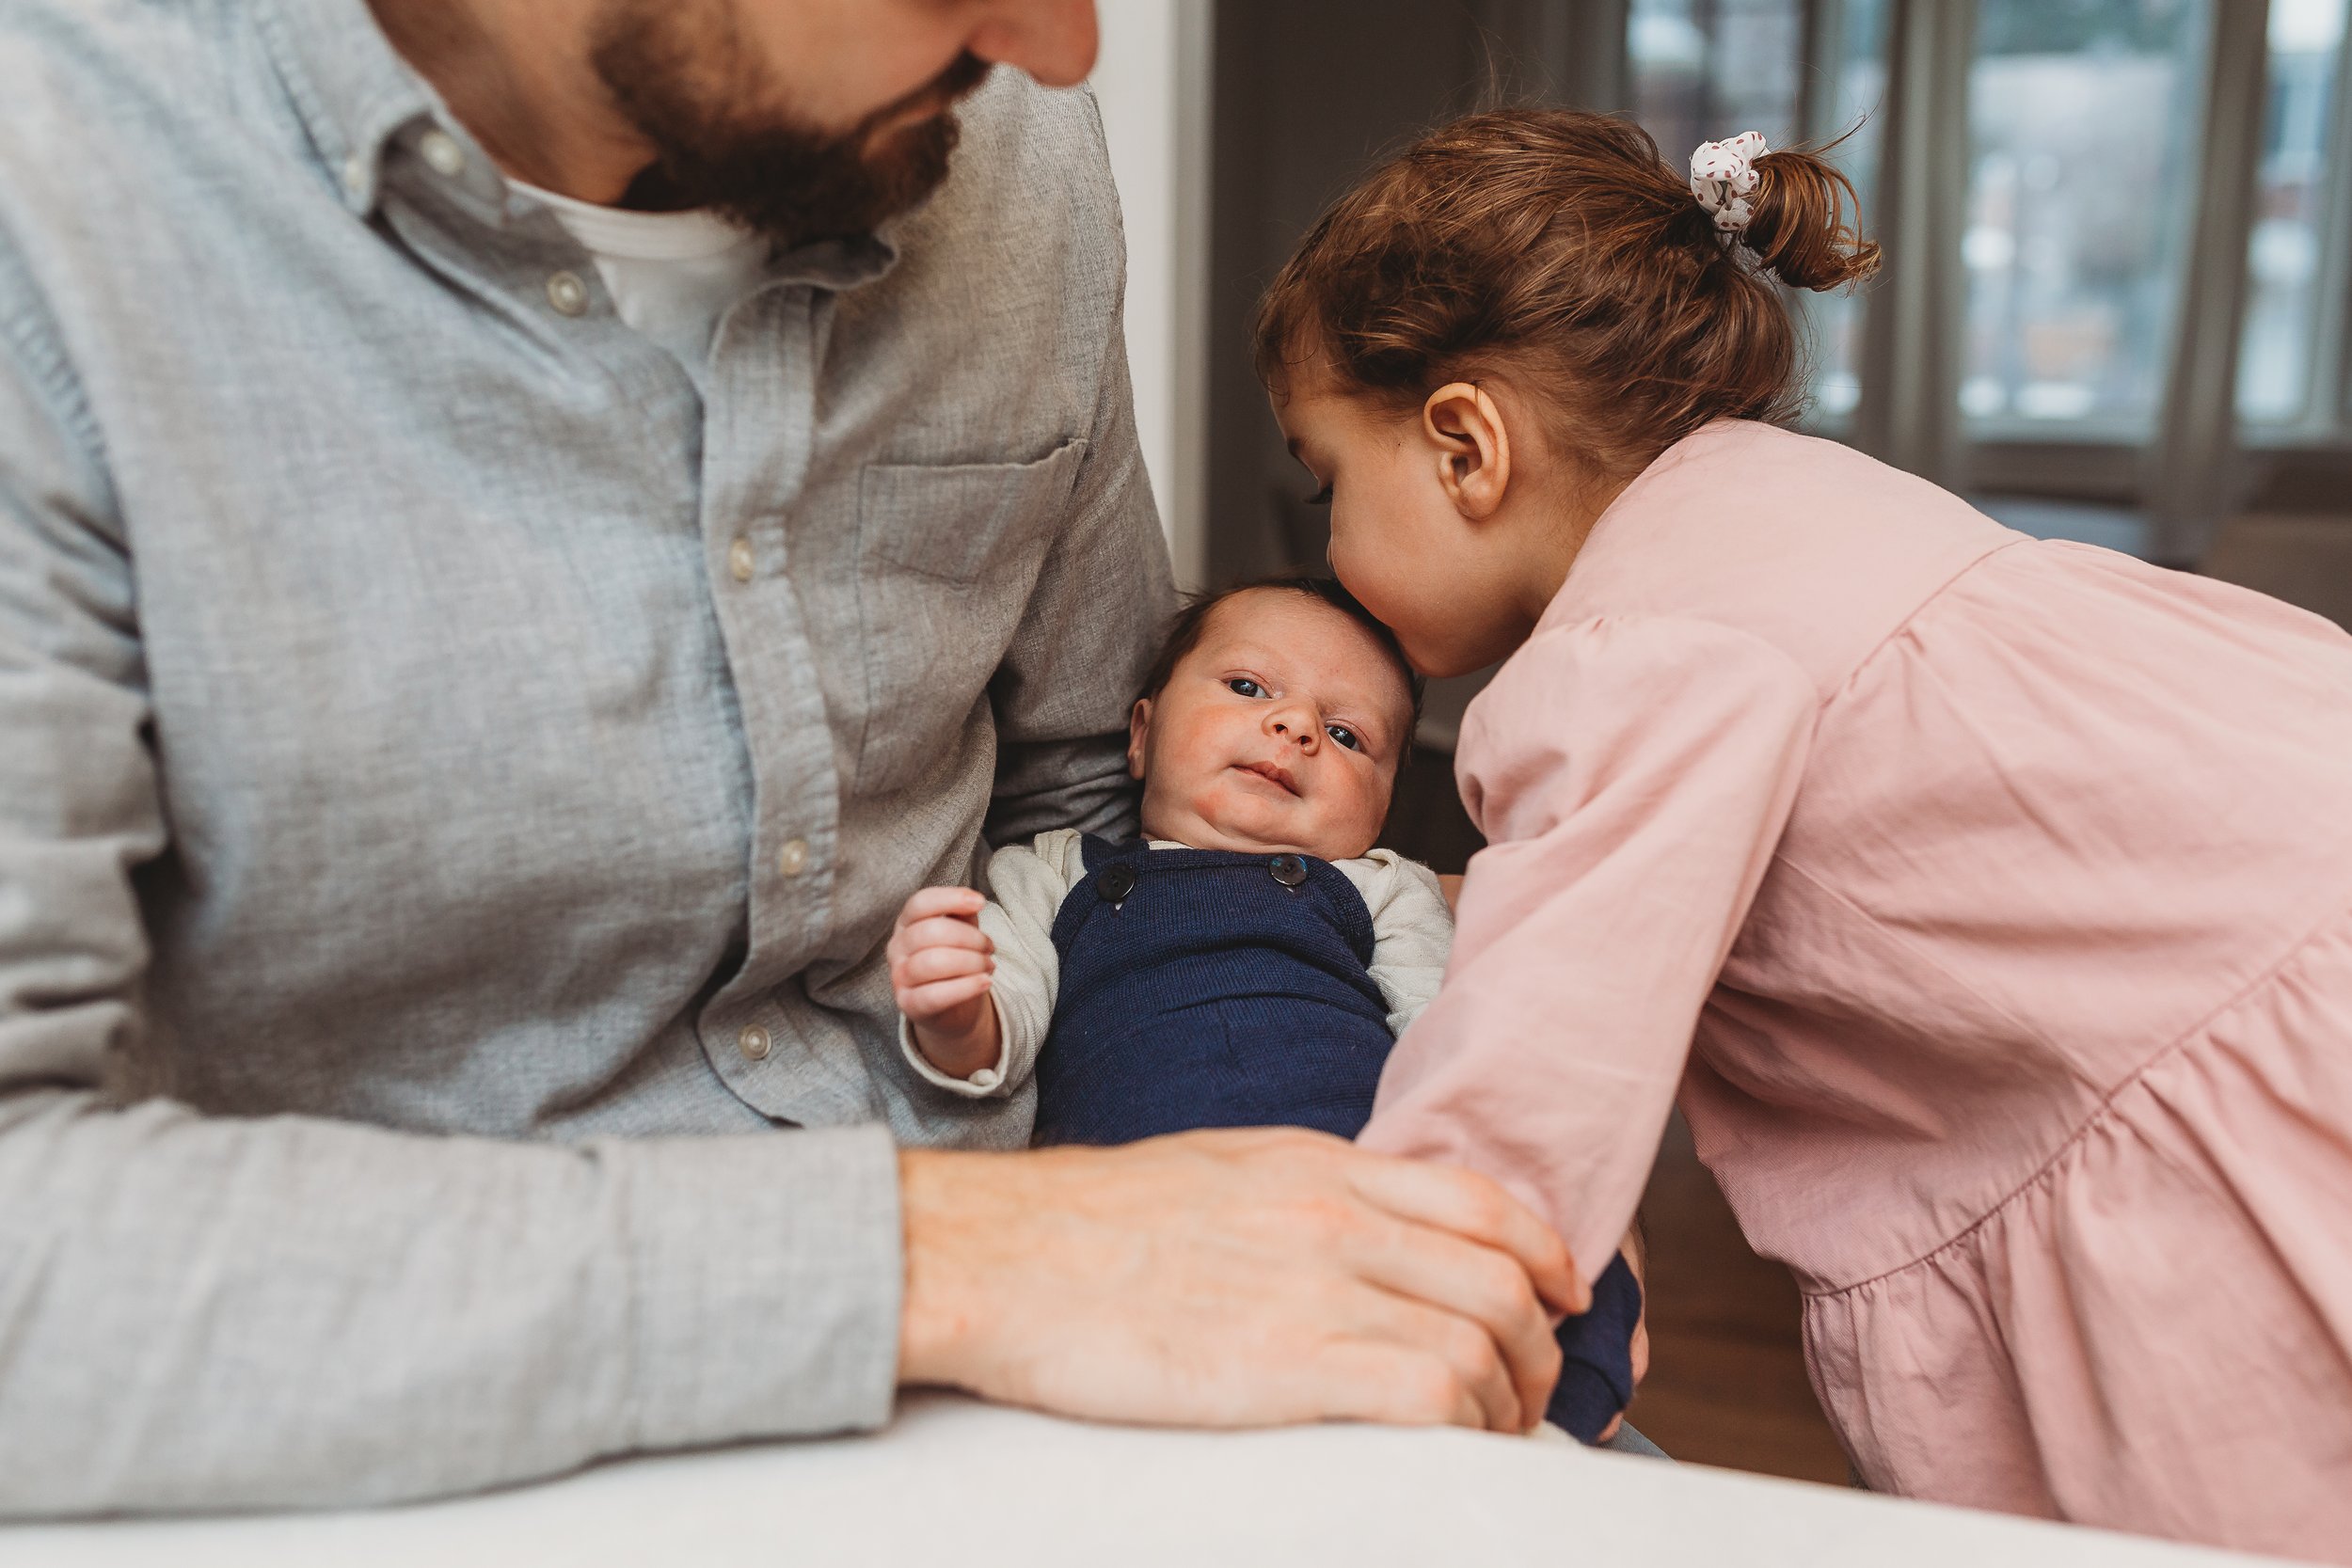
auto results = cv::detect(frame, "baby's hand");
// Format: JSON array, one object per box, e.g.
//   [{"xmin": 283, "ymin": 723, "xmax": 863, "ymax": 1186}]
[{"xmin": 888, "ymin": 886, "xmax": 1002, "ymax": 1080}]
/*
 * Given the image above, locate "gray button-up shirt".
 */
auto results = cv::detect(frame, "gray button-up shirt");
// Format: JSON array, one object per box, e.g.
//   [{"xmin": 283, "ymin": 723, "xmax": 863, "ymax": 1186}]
[{"xmin": 0, "ymin": 0, "xmax": 1170, "ymax": 1513}]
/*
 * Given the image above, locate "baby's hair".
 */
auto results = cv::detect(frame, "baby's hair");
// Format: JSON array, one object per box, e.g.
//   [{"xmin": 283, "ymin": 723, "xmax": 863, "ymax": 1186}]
[
  {"xmin": 1141, "ymin": 576, "xmax": 1425, "ymax": 760},
  {"xmin": 1254, "ymin": 108, "xmax": 1880, "ymax": 484}
]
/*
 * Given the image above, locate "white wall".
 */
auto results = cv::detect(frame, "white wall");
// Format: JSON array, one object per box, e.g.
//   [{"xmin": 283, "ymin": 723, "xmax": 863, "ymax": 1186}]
[{"xmin": 1089, "ymin": 2, "xmax": 1212, "ymax": 589}]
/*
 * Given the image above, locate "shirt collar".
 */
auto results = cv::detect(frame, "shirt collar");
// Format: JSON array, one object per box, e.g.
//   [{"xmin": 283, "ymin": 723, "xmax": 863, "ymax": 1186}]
[
  {"xmin": 251, "ymin": 0, "xmax": 905, "ymax": 291},
  {"xmin": 251, "ymin": 0, "xmax": 439, "ymax": 216}
]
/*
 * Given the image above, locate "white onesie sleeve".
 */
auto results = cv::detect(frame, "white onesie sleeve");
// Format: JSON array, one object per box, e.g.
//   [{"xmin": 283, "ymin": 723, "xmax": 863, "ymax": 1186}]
[
  {"xmin": 1332, "ymin": 849, "xmax": 1456, "ymax": 1037},
  {"xmin": 898, "ymin": 828, "xmax": 1089, "ymax": 1098}
]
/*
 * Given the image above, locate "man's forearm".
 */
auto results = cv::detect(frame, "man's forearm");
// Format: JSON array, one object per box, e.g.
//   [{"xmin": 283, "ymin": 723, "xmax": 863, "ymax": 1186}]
[
  {"xmin": 0, "ymin": 1088, "xmax": 900, "ymax": 1515},
  {"xmin": 986, "ymin": 731, "xmax": 1140, "ymax": 846}
]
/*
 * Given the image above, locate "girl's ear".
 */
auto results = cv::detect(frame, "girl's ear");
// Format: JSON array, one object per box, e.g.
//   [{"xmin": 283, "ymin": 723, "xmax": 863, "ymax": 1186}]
[
  {"xmin": 1422, "ymin": 382, "xmax": 1513, "ymax": 521},
  {"xmin": 1126, "ymin": 697, "xmax": 1152, "ymax": 780}
]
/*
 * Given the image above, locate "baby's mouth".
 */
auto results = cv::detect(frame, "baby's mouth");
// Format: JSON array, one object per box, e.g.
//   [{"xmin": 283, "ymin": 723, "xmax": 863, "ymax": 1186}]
[{"xmin": 1233, "ymin": 760, "xmax": 1301, "ymax": 797}]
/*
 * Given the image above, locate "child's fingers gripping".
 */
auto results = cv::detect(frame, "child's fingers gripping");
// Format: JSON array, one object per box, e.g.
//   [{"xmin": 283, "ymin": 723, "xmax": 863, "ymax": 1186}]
[
  {"xmin": 898, "ymin": 972, "xmax": 993, "ymax": 1021},
  {"xmin": 886, "ymin": 898, "xmax": 993, "ymax": 975},
  {"xmin": 898, "ymin": 916, "xmax": 994, "ymax": 958},
  {"xmin": 896, "ymin": 885, "xmax": 986, "ymax": 933},
  {"xmin": 898, "ymin": 944, "xmax": 993, "ymax": 988}
]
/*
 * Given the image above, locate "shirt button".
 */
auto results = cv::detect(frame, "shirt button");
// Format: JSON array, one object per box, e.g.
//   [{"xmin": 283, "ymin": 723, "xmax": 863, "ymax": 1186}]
[
  {"xmin": 727, "ymin": 536, "xmax": 756, "ymax": 582},
  {"xmin": 341, "ymin": 155, "xmax": 369, "ymax": 200},
  {"xmin": 777, "ymin": 838, "xmax": 810, "ymax": 877},
  {"xmin": 737, "ymin": 1024, "xmax": 771, "ymax": 1061},
  {"xmin": 1269, "ymin": 854, "xmax": 1309, "ymax": 888},
  {"xmin": 970, "ymin": 1068, "xmax": 1001, "ymax": 1089},
  {"xmin": 1096, "ymin": 863, "xmax": 1136, "ymax": 903},
  {"xmin": 419, "ymin": 129, "xmax": 466, "ymax": 178},
  {"xmin": 546, "ymin": 270, "xmax": 590, "ymax": 317}
]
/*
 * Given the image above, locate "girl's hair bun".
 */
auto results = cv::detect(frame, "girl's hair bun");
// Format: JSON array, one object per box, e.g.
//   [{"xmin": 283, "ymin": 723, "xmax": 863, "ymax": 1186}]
[
  {"xmin": 1744, "ymin": 148, "xmax": 1881, "ymax": 293},
  {"xmin": 1255, "ymin": 109, "xmax": 1883, "ymax": 480}
]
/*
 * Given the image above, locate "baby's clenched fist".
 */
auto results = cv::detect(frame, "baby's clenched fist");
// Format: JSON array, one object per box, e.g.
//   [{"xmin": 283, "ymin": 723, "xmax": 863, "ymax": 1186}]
[{"xmin": 888, "ymin": 886, "xmax": 1003, "ymax": 1081}]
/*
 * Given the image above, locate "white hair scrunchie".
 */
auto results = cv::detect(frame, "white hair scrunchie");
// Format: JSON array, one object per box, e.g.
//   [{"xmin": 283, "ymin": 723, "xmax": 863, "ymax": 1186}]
[{"xmin": 1690, "ymin": 131, "xmax": 1769, "ymax": 237}]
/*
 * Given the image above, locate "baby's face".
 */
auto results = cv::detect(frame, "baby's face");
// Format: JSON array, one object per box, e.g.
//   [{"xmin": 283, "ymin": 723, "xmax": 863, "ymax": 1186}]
[{"xmin": 1128, "ymin": 589, "xmax": 1412, "ymax": 861}]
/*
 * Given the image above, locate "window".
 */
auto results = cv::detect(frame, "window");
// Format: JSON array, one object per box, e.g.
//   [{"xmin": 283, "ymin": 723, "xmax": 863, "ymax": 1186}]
[
  {"xmin": 1606, "ymin": 0, "xmax": 2352, "ymax": 556},
  {"xmin": 1628, "ymin": 0, "xmax": 1884, "ymax": 423},
  {"xmin": 2238, "ymin": 0, "xmax": 2349, "ymax": 425},
  {"xmin": 1626, "ymin": 0, "xmax": 1804, "ymax": 182},
  {"xmin": 1801, "ymin": 0, "xmax": 1892, "ymax": 421},
  {"xmin": 1960, "ymin": 0, "xmax": 2212, "ymax": 436}
]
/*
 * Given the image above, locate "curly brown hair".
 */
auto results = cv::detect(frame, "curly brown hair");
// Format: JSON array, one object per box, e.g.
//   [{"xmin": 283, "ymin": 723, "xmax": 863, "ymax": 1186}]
[{"xmin": 1254, "ymin": 109, "xmax": 1879, "ymax": 483}]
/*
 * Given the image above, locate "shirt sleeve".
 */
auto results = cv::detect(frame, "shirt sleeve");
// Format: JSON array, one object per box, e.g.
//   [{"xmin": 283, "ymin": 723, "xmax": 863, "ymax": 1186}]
[
  {"xmin": 1338, "ymin": 850, "xmax": 1456, "ymax": 1036},
  {"xmin": 898, "ymin": 831, "xmax": 1080, "ymax": 1099},
  {"xmin": 0, "ymin": 244, "xmax": 903, "ymax": 1514},
  {"xmin": 1359, "ymin": 616, "xmax": 1817, "ymax": 1286},
  {"xmin": 981, "ymin": 91, "xmax": 1176, "ymax": 849}
]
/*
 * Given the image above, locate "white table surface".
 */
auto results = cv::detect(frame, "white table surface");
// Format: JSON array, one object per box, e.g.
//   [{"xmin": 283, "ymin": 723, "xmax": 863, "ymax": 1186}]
[{"xmin": 7, "ymin": 1393, "xmax": 2279, "ymax": 1567}]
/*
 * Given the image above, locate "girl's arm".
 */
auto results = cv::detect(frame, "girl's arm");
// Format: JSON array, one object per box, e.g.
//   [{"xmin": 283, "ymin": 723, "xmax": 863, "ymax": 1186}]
[{"xmin": 1360, "ymin": 616, "xmax": 1818, "ymax": 1285}]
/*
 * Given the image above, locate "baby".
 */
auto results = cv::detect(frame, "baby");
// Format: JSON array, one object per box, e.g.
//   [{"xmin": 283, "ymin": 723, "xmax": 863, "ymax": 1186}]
[{"xmin": 887, "ymin": 578, "xmax": 1641, "ymax": 1440}]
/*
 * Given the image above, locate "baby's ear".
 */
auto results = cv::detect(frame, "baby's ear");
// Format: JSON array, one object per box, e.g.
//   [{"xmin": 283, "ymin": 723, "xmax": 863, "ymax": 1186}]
[{"xmin": 1126, "ymin": 697, "xmax": 1152, "ymax": 780}]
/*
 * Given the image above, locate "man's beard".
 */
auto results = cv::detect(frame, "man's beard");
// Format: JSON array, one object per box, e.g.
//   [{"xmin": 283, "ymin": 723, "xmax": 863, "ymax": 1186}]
[{"xmin": 588, "ymin": 0, "xmax": 992, "ymax": 246}]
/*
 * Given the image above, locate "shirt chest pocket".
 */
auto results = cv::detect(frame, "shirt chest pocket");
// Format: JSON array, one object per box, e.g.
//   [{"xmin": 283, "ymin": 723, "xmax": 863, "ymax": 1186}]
[{"xmin": 853, "ymin": 439, "xmax": 1088, "ymax": 794}]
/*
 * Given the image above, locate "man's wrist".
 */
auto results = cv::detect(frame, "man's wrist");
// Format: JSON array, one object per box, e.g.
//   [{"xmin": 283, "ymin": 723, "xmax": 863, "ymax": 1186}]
[{"xmin": 897, "ymin": 1147, "xmax": 997, "ymax": 1388}]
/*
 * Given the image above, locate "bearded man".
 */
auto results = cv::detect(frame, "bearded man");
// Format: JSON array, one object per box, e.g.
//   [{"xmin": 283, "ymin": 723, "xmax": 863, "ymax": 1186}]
[{"xmin": 0, "ymin": 0, "xmax": 1580, "ymax": 1513}]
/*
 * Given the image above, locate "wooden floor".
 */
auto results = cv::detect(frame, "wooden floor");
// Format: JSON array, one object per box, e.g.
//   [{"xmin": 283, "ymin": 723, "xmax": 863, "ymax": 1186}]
[
  {"xmin": 1629, "ymin": 1116, "xmax": 1850, "ymax": 1485},
  {"xmin": 1381, "ymin": 748, "xmax": 1851, "ymax": 1486}
]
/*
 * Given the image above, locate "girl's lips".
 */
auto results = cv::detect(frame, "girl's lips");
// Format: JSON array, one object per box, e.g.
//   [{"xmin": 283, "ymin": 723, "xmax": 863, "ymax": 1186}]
[{"xmin": 1234, "ymin": 760, "xmax": 1301, "ymax": 797}]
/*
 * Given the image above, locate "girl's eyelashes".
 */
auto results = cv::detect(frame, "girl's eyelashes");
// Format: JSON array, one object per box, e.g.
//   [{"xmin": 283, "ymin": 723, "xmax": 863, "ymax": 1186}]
[{"xmin": 1303, "ymin": 483, "xmax": 1332, "ymax": 508}]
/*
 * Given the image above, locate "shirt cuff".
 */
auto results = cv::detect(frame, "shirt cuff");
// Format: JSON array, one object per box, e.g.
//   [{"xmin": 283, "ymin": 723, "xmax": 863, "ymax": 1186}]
[
  {"xmin": 608, "ymin": 1122, "xmax": 903, "ymax": 1447},
  {"xmin": 896, "ymin": 1008, "xmax": 1011, "ymax": 1097}
]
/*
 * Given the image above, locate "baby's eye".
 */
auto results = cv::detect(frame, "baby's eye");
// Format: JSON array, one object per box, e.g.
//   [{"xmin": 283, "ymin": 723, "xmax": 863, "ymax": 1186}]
[
  {"xmin": 1303, "ymin": 483, "xmax": 1332, "ymax": 508},
  {"xmin": 1327, "ymin": 723, "xmax": 1361, "ymax": 752},
  {"xmin": 1227, "ymin": 677, "xmax": 1266, "ymax": 698}
]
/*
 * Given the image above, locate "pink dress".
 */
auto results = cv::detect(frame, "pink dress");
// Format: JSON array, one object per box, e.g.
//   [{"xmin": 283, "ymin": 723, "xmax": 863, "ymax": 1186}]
[{"xmin": 1361, "ymin": 420, "xmax": 2352, "ymax": 1560}]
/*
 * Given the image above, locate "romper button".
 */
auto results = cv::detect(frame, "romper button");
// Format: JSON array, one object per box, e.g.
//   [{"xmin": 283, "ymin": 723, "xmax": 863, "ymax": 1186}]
[
  {"xmin": 1096, "ymin": 863, "xmax": 1136, "ymax": 902},
  {"xmin": 1269, "ymin": 854, "xmax": 1308, "ymax": 888}
]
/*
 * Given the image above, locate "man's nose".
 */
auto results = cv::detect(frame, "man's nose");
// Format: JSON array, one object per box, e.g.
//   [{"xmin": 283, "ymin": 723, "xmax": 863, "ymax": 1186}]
[{"xmin": 967, "ymin": 0, "xmax": 1099, "ymax": 88}]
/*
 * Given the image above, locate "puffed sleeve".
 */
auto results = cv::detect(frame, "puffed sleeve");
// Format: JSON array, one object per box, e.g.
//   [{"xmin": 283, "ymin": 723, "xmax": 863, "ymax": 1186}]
[{"xmin": 1359, "ymin": 616, "xmax": 1817, "ymax": 1284}]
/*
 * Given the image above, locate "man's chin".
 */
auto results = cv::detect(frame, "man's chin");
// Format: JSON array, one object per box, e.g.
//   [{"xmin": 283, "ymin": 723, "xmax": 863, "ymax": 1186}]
[{"xmin": 865, "ymin": 101, "xmax": 958, "ymax": 149}]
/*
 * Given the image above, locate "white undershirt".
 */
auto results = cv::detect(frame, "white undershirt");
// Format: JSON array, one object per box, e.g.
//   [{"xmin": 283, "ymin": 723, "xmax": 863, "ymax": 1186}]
[{"xmin": 513, "ymin": 180, "xmax": 770, "ymax": 382}]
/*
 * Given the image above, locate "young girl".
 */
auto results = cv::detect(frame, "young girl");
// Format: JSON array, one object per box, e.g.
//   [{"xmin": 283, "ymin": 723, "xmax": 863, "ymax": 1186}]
[{"xmin": 1257, "ymin": 110, "xmax": 2352, "ymax": 1560}]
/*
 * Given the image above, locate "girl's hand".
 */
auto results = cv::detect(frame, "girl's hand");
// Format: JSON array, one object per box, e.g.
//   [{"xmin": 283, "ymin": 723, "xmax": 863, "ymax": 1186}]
[{"xmin": 888, "ymin": 886, "xmax": 1001, "ymax": 1078}]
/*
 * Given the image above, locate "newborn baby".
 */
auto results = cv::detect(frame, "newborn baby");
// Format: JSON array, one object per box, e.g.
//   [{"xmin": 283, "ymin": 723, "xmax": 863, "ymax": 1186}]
[{"xmin": 888, "ymin": 578, "xmax": 1641, "ymax": 1439}]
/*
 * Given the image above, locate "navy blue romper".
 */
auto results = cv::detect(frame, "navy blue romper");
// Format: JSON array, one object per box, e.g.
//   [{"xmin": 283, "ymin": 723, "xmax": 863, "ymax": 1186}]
[{"xmin": 1030, "ymin": 835, "xmax": 1643, "ymax": 1441}]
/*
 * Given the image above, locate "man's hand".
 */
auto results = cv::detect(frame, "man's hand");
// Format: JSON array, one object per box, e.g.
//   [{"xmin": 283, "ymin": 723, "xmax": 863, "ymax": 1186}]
[
  {"xmin": 897, "ymin": 1129, "xmax": 1586, "ymax": 1434},
  {"xmin": 887, "ymin": 887, "xmax": 1000, "ymax": 1080}
]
